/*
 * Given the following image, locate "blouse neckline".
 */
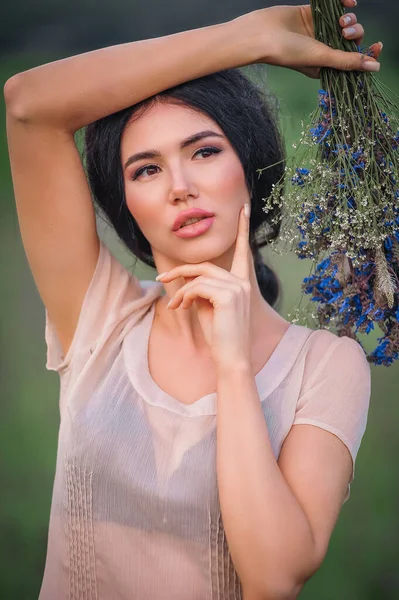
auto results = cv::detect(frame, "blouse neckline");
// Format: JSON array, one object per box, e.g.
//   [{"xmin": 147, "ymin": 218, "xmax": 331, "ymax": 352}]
[{"xmin": 124, "ymin": 297, "xmax": 313, "ymax": 417}]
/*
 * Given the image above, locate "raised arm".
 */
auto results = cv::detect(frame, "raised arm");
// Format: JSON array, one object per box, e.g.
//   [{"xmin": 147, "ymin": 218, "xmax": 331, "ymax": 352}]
[
  {"xmin": 4, "ymin": 4, "xmax": 379, "ymax": 132},
  {"xmin": 4, "ymin": 18, "xmax": 258, "ymax": 133}
]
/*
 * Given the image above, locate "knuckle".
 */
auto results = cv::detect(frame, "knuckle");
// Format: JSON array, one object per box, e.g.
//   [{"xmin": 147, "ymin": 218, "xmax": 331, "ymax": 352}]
[
  {"xmin": 242, "ymin": 281, "xmax": 252, "ymax": 295},
  {"xmin": 205, "ymin": 276, "xmax": 216, "ymax": 285},
  {"xmin": 224, "ymin": 290, "xmax": 235, "ymax": 303},
  {"xmin": 234, "ymin": 284, "xmax": 243, "ymax": 297}
]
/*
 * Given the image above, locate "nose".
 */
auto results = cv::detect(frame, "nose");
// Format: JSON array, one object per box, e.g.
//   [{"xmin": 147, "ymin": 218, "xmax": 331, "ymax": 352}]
[{"xmin": 167, "ymin": 164, "xmax": 199, "ymax": 204}]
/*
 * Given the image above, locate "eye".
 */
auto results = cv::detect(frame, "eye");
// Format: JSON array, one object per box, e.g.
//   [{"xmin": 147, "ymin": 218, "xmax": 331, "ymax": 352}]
[
  {"xmin": 131, "ymin": 164, "xmax": 159, "ymax": 180},
  {"xmin": 194, "ymin": 146, "xmax": 222, "ymax": 159},
  {"xmin": 131, "ymin": 146, "xmax": 222, "ymax": 180}
]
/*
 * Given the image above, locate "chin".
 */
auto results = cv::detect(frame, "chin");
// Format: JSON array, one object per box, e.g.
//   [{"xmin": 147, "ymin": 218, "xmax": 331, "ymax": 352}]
[
  {"xmin": 176, "ymin": 238, "xmax": 233, "ymax": 265},
  {"xmin": 151, "ymin": 229, "xmax": 236, "ymax": 266}
]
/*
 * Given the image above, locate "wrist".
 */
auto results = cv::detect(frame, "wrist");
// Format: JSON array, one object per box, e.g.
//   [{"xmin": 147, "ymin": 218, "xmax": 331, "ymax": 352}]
[
  {"xmin": 231, "ymin": 9, "xmax": 273, "ymax": 66},
  {"xmin": 216, "ymin": 357, "xmax": 252, "ymax": 380},
  {"xmin": 227, "ymin": 11, "xmax": 269, "ymax": 67}
]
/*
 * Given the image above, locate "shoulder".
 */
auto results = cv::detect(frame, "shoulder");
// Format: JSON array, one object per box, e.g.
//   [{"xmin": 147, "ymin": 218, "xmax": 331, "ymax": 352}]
[
  {"xmin": 100, "ymin": 239, "xmax": 163, "ymax": 296},
  {"xmin": 300, "ymin": 326, "xmax": 370, "ymax": 387},
  {"xmin": 304, "ymin": 325, "xmax": 367, "ymax": 361},
  {"xmin": 45, "ymin": 240, "xmax": 163, "ymax": 375}
]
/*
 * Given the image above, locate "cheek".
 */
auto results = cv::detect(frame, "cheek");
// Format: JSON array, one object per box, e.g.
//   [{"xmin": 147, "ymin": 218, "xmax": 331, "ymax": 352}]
[
  {"xmin": 125, "ymin": 192, "xmax": 140, "ymax": 218},
  {"xmin": 124, "ymin": 191, "xmax": 154, "ymax": 237},
  {"xmin": 124, "ymin": 188, "xmax": 169, "ymax": 251},
  {"xmin": 215, "ymin": 159, "xmax": 247, "ymax": 198}
]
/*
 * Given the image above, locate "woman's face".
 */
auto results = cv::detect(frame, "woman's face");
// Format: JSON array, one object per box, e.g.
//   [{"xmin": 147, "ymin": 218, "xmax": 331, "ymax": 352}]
[{"xmin": 121, "ymin": 101, "xmax": 250, "ymax": 268}]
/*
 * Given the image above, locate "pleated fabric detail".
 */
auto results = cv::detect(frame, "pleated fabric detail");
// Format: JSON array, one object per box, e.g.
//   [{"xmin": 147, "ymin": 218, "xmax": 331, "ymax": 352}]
[{"xmin": 65, "ymin": 458, "xmax": 98, "ymax": 600}]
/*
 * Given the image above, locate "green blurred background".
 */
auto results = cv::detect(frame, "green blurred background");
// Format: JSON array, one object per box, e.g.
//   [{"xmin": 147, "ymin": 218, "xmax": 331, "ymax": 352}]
[{"xmin": 1, "ymin": 1, "xmax": 398, "ymax": 598}]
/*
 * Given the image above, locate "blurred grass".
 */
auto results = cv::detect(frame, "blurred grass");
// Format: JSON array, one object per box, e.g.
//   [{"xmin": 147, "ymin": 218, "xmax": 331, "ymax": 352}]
[{"xmin": 1, "ymin": 54, "xmax": 399, "ymax": 599}]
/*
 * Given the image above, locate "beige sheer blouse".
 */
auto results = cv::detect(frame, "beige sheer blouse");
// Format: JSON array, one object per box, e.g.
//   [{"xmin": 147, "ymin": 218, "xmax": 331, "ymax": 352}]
[{"xmin": 39, "ymin": 240, "xmax": 371, "ymax": 599}]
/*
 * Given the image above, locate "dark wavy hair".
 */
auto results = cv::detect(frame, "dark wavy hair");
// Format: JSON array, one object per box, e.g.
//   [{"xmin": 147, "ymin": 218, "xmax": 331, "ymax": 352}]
[{"xmin": 83, "ymin": 68, "xmax": 286, "ymax": 308}]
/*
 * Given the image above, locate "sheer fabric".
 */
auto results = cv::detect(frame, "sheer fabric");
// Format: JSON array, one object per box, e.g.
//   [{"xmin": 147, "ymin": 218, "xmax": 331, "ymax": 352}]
[{"xmin": 39, "ymin": 240, "xmax": 371, "ymax": 599}]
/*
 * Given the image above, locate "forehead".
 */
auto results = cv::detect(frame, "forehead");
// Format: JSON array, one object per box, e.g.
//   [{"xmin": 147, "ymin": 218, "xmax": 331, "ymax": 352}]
[{"xmin": 121, "ymin": 102, "xmax": 223, "ymax": 151}]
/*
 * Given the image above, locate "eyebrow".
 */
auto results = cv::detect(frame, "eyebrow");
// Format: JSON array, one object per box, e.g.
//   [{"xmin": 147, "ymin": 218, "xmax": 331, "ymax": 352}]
[{"xmin": 123, "ymin": 130, "xmax": 226, "ymax": 171}]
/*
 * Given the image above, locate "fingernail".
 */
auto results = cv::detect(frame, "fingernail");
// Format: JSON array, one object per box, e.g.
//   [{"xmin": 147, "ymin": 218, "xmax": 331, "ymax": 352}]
[
  {"xmin": 342, "ymin": 16, "xmax": 351, "ymax": 25},
  {"xmin": 156, "ymin": 271, "xmax": 168, "ymax": 281},
  {"xmin": 351, "ymin": 0, "xmax": 357, "ymax": 6},
  {"xmin": 244, "ymin": 203, "xmax": 251, "ymax": 218},
  {"xmin": 364, "ymin": 61, "xmax": 381, "ymax": 72},
  {"xmin": 344, "ymin": 27, "xmax": 356, "ymax": 36},
  {"xmin": 379, "ymin": 41, "xmax": 384, "ymax": 50}
]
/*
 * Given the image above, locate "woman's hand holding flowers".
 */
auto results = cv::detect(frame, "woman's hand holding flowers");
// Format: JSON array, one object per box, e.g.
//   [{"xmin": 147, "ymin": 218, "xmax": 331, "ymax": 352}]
[
  {"xmin": 156, "ymin": 205, "xmax": 252, "ymax": 373},
  {"xmin": 240, "ymin": 0, "xmax": 383, "ymax": 79}
]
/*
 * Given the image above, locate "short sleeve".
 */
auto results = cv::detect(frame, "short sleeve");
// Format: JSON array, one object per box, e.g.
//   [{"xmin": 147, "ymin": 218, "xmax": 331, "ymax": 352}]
[
  {"xmin": 44, "ymin": 240, "xmax": 162, "ymax": 375},
  {"xmin": 293, "ymin": 335, "xmax": 371, "ymax": 503}
]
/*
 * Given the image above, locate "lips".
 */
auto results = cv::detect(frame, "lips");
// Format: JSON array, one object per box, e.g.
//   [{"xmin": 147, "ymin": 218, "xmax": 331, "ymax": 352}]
[
  {"xmin": 172, "ymin": 208, "xmax": 215, "ymax": 231},
  {"xmin": 177, "ymin": 216, "xmax": 207, "ymax": 230},
  {"xmin": 173, "ymin": 216, "xmax": 215, "ymax": 239}
]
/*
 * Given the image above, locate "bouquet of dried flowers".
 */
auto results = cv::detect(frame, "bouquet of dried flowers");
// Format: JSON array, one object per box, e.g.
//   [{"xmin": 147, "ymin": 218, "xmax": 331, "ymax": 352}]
[{"xmin": 260, "ymin": 0, "xmax": 399, "ymax": 366}]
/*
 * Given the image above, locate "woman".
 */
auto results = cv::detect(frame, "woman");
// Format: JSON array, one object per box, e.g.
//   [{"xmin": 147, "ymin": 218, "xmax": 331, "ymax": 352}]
[{"xmin": 4, "ymin": 2, "xmax": 382, "ymax": 599}]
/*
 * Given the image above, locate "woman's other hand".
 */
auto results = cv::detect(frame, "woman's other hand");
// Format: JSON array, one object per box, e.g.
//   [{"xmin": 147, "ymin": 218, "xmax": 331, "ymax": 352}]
[{"xmin": 241, "ymin": 0, "xmax": 382, "ymax": 78}]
